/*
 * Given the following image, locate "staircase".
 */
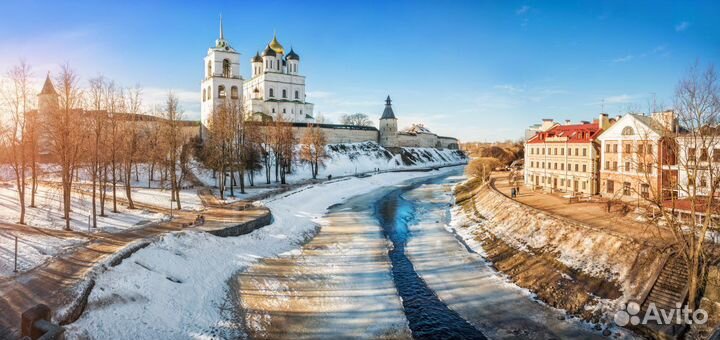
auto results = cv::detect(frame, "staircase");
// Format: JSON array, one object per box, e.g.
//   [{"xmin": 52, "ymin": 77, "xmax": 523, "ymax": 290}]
[
  {"xmin": 637, "ymin": 254, "xmax": 690, "ymax": 339},
  {"xmin": 642, "ymin": 254, "xmax": 689, "ymax": 313}
]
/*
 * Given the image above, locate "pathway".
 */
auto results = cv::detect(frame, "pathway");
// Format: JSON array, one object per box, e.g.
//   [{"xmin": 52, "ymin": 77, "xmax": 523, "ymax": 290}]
[
  {"xmin": 493, "ymin": 173, "xmax": 674, "ymax": 246},
  {"xmin": 0, "ymin": 174, "xmax": 270, "ymax": 339}
]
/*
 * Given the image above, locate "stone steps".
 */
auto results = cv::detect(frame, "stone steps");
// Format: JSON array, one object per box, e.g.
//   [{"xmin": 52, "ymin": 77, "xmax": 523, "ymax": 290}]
[{"xmin": 641, "ymin": 255, "xmax": 688, "ymax": 315}]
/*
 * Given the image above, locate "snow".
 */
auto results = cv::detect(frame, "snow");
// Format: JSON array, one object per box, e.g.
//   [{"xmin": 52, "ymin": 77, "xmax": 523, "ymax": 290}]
[
  {"xmin": 127, "ymin": 187, "xmax": 203, "ymax": 211},
  {"xmin": 0, "ymin": 184, "xmax": 167, "ymax": 233},
  {"xmin": 189, "ymin": 141, "xmax": 467, "ymax": 187},
  {"xmin": 63, "ymin": 167, "xmax": 461, "ymax": 339},
  {"xmin": 0, "ymin": 231, "xmax": 84, "ymax": 277}
]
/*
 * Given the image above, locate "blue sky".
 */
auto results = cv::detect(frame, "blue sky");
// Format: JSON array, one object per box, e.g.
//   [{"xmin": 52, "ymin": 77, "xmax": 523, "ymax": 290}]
[{"xmin": 0, "ymin": 0, "xmax": 718, "ymax": 141}]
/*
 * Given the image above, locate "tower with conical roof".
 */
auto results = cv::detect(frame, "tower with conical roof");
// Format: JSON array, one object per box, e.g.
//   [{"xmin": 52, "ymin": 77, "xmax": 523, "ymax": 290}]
[
  {"xmin": 38, "ymin": 72, "xmax": 58, "ymax": 116},
  {"xmin": 200, "ymin": 15, "xmax": 243, "ymax": 139},
  {"xmin": 378, "ymin": 96, "xmax": 398, "ymax": 148}
]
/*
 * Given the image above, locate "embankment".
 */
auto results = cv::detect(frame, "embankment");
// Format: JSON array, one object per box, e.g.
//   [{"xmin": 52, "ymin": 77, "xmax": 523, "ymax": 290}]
[{"xmin": 454, "ymin": 179, "xmax": 668, "ymax": 323}]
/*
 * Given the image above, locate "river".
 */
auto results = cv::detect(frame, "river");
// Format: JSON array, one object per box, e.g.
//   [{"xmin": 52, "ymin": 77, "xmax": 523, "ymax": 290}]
[{"xmin": 235, "ymin": 169, "xmax": 604, "ymax": 339}]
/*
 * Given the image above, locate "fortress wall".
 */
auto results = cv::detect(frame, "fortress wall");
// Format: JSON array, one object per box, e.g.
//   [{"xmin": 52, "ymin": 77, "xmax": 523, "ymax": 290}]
[
  {"xmin": 292, "ymin": 125, "xmax": 379, "ymax": 144},
  {"xmin": 398, "ymin": 132, "xmax": 437, "ymax": 148},
  {"xmin": 438, "ymin": 136, "xmax": 459, "ymax": 149}
]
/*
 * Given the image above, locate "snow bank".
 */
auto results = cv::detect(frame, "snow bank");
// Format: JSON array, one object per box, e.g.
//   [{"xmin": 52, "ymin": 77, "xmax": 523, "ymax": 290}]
[
  {"xmin": 0, "ymin": 232, "xmax": 85, "ymax": 277},
  {"xmin": 454, "ymin": 181, "xmax": 666, "ymax": 304},
  {"xmin": 64, "ymin": 167, "xmax": 462, "ymax": 339},
  {"xmin": 0, "ymin": 184, "xmax": 166, "ymax": 233},
  {"xmin": 191, "ymin": 141, "xmax": 467, "ymax": 186}
]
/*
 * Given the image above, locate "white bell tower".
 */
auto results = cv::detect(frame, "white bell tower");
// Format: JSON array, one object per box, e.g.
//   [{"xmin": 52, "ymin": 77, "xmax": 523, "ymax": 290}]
[{"xmin": 200, "ymin": 15, "xmax": 243, "ymax": 139}]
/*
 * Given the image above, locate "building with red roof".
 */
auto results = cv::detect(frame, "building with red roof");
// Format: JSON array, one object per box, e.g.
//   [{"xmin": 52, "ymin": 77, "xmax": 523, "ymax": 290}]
[{"xmin": 524, "ymin": 114, "xmax": 613, "ymax": 195}]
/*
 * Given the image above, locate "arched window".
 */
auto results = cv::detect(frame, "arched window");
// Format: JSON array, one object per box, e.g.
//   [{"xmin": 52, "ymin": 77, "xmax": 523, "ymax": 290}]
[
  {"xmin": 283, "ymin": 108, "xmax": 286, "ymax": 113},
  {"xmin": 202, "ymin": 88, "xmax": 206, "ymax": 102},
  {"xmin": 222, "ymin": 59, "xmax": 231, "ymax": 77},
  {"xmin": 621, "ymin": 126, "xmax": 634, "ymax": 135},
  {"xmin": 218, "ymin": 85, "xmax": 226, "ymax": 98},
  {"xmin": 207, "ymin": 60, "xmax": 212, "ymax": 77},
  {"xmin": 231, "ymin": 86, "xmax": 239, "ymax": 99},
  {"xmin": 269, "ymin": 88, "xmax": 274, "ymax": 97},
  {"xmin": 294, "ymin": 90, "xmax": 299, "ymax": 99},
  {"xmin": 207, "ymin": 86, "xmax": 211, "ymax": 99},
  {"xmin": 282, "ymin": 89, "xmax": 287, "ymax": 98}
]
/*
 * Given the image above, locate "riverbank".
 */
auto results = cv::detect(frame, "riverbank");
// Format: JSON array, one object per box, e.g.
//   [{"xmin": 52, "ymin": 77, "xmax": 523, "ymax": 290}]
[
  {"xmin": 453, "ymin": 174, "xmax": 665, "ymax": 330},
  {"xmin": 62, "ymin": 168, "xmax": 462, "ymax": 339},
  {"xmin": 403, "ymin": 174, "xmax": 614, "ymax": 339}
]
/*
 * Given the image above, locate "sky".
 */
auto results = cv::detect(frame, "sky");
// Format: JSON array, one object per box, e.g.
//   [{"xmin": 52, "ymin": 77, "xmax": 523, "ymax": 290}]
[{"xmin": 0, "ymin": 0, "xmax": 718, "ymax": 142}]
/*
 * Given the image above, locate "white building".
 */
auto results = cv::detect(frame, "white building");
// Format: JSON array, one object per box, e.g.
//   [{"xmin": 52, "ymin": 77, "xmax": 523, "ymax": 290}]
[
  {"xmin": 242, "ymin": 34, "xmax": 314, "ymax": 123},
  {"xmin": 200, "ymin": 17, "xmax": 243, "ymax": 138}
]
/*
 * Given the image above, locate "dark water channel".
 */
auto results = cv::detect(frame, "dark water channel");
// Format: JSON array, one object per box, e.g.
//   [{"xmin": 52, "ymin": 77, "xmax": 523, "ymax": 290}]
[{"xmin": 374, "ymin": 173, "xmax": 486, "ymax": 340}]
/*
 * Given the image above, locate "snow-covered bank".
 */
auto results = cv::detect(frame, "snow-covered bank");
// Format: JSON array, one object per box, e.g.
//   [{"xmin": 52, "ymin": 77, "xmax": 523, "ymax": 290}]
[
  {"xmin": 452, "ymin": 179, "xmax": 664, "ymax": 330},
  {"xmin": 0, "ymin": 232, "xmax": 84, "ymax": 277},
  {"xmin": 402, "ymin": 177, "xmax": 619, "ymax": 339},
  {"xmin": 191, "ymin": 141, "xmax": 467, "ymax": 187},
  {"xmin": 63, "ymin": 166, "xmax": 463, "ymax": 339}
]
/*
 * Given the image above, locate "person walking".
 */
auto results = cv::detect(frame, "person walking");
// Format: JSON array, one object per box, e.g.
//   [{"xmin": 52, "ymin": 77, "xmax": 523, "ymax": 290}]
[{"xmin": 511, "ymin": 187, "xmax": 516, "ymax": 198}]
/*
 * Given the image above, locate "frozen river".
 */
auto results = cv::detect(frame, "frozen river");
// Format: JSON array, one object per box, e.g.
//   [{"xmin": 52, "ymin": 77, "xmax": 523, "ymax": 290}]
[{"xmin": 236, "ymin": 169, "xmax": 605, "ymax": 339}]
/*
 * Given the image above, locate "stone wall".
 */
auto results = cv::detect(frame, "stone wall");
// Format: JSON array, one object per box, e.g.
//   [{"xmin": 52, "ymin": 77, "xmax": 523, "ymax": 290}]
[
  {"xmin": 291, "ymin": 125, "xmax": 380, "ymax": 144},
  {"xmin": 398, "ymin": 132, "xmax": 437, "ymax": 148},
  {"xmin": 469, "ymin": 181, "xmax": 666, "ymax": 302}
]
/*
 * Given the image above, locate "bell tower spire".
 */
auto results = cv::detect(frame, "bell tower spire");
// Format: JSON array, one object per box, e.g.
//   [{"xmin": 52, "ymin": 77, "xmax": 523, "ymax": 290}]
[{"xmin": 219, "ymin": 14, "xmax": 224, "ymax": 40}]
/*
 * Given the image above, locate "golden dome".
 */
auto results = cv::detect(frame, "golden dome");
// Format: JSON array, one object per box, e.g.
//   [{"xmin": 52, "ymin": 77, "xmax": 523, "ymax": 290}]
[{"xmin": 269, "ymin": 33, "xmax": 285, "ymax": 54}]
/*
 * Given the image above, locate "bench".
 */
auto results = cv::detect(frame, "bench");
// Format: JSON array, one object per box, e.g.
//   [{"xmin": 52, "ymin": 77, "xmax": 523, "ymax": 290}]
[{"xmin": 562, "ymin": 194, "xmax": 578, "ymax": 204}]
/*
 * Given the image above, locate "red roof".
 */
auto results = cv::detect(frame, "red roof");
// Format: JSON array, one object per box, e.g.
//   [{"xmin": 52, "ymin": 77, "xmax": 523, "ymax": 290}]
[{"xmin": 527, "ymin": 122, "xmax": 602, "ymax": 144}]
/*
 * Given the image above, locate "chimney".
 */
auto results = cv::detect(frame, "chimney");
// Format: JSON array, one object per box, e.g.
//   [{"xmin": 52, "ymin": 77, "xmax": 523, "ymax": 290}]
[
  {"xmin": 598, "ymin": 113, "xmax": 611, "ymax": 130},
  {"xmin": 540, "ymin": 118, "xmax": 555, "ymax": 131},
  {"xmin": 651, "ymin": 110, "xmax": 676, "ymax": 132},
  {"xmin": 565, "ymin": 119, "xmax": 571, "ymax": 125},
  {"xmin": 581, "ymin": 120, "xmax": 590, "ymax": 124}
]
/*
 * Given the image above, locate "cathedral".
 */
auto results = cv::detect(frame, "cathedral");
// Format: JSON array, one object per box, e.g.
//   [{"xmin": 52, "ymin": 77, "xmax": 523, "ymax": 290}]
[
  {"xmin": 200, "ymin": 17, "xmax": 314, "ymax": 135},
  {"xmin": 199, "ymin": 18, "xmax": 459, "ymax": 150}
]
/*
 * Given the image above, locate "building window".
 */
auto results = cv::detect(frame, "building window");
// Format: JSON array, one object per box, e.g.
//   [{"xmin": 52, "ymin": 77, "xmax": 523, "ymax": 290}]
[
  {"xmin": 714, "ymin": 149, "xmax": 720, "ymax": 162},
  {"xmin": 282, "ymin": 89, "xmax": 287, "ymax": 98},
  {"xmin": 295, "ymin": 90, "xmax": 299, "ymax": 99},
  {"xmin": 582, "ymin": 164, "xmax": 587, "ymax": 172},
  {"xmin": 623, "ymin": 182, "xmax": 631, "ymax": 195},
  {"xmin": 218, "ymin": 85, "xmax": 226, "ymax": 98},
  {"xmin": 582, "ymin": 148, "xmax": 587, "ymax": 156},
  {"xmin": 625, "ymin": 161, "xmax": 630, "ymax": 171},
  {"xmin": 582, "ymin": 181, "xmax": 587, "ymax": 190},
  {"xmin": 202, "ymin": 88, "xmax": 206, "ymax": 102},
  {"xmin": 605, "ymin": 161, "xmax": 610, "ymax": 170},
  {"xmin": 222, "ymin": 59, "xmax": 231, "ymax": 77},
  {"xmin": 561, "ymin": 148, "xmax": 564, "ymax": 156},
  {"xmin": 231, "ymin": 86, "xmax": 239, "ymax": 99},
  {"xmin": 283, "ymin": 108, "xmax": 286, "ymax": 113},
  {"xmin": 613, "ymin": 144, "xmax": 618, "ymax": 153},
  {"xmin": 613, "ymin": 161, "xmax": 618, "ymax": 171},
  {"xmin": 701, "ymin": 148, "xmax": 709, "ymax": 162},
  {"xmin": 701, "ymin": 176, "xmax": 708, "ymax": 187},
  {"xmin": 207, "ymin": 86, "xmax": 211, "ymax": 99},
  {"xmin": 272, "ymin": 108, "xmax": 275, "ymax": 113},
  {"xmin": 607, "ymin": 180, "xmax": 614, "ymax": 193},
  {"xmin": 207, "ymin": 60, "xmax": 212, "ymax": 77},
  {"xmin": 641, "ymin": 184, "xmax": 649, "ymax": 198},
  {"xmin": 575, "ymin": 164, "xmax": 579, "ymax": 172},
  {"xmin": 605, "ymin": 144, "xmax": 610, "ymax": 152},
  {"xmin": 561, "ymin": 163, "xmax": 564, "ymax": 170},
  {"xmin": 622, "ymin": 126, "xmax": 634, "ymax": 135},
  {"xmin": 624, "ymin": 143, "xmax": 632, "ymax": 154},
  {"xmin": 269, "ymin": 88, "xmax": 274, "ymax": 97},
  {"xmin": 575, "ymin": 148, "xmax": 579, "ymax": 156}
]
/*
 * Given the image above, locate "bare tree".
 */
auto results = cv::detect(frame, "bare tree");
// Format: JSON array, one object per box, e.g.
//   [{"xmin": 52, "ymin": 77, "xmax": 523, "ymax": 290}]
[
  {"xmin": 340, "ymin": 113, "xmax": 373, "ymax": 126},
  {"xmin": 1, "ymin": 61, "xmax": 33, "ymax": 224},
  {"xmin": 120, "ymin": 86, "xmax": 143, "ymax": 209},
  {"xmin": 299, "ymin": 123, "xmax": 327, "ymax": 179},
  {"xmin": 160, "ymin": 92, "xmax": 188, "ymax": 209},
  {"xmin": 47, "ymin": 64, "xmax": 86, "ymax": 230},
  {"xmin": 638, "ymin": 63, "xmax": 720, "ymax": 311}
]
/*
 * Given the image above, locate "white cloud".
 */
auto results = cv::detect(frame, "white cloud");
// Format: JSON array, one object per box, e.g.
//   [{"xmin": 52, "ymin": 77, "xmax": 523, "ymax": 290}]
[
  {"xmin": 493, "ymin": 84, "xmax": 524, "ymax": 93},
  {"xmin": 516, "ymin": 5, "xmax": 530, "ymax": 15},
  {"xmin": 612, "ymin": 55, "xmax": 634, "ymax": 63},
  {"xmin": 675, "ymin": 21, "xmax": 690, "ymax": 32}
]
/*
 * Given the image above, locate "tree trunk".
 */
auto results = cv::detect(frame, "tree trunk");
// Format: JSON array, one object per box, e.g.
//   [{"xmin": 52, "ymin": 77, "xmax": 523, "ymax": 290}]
[
  {"xmin": 112, "ymin": 160, "xmax": 118, "ymax": 213},
  {"xmin": 125, "ymin": 162, "xmax": 135, "ymax": 209}
]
